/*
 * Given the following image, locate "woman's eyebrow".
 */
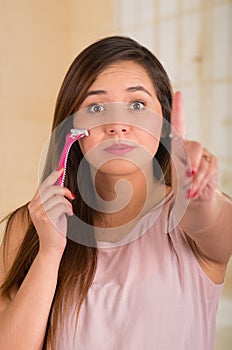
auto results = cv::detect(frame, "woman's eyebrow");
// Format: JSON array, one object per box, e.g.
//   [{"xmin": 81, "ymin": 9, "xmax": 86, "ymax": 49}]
[
  {"xmin": 126, "ymin": 86, "xmax": 152, "ymax": 97},
  {"xmin": 85, "ymin": 86, "xmax": 153, "ymax": 98},
  {"xmin": 86, "ymin": 90, "xmax": 107, "ymax": 97}
]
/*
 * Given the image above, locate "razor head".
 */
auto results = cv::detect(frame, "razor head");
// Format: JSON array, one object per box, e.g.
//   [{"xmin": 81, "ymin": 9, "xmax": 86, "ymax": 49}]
[{"xmin": 70, "ymin": 128, "xmax": 89, "ymax": 139}]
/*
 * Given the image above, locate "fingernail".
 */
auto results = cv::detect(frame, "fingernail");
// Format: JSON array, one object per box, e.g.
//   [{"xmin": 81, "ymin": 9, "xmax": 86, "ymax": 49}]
[
  {"xmin": 186, "ymin": 169, "xmax": 196, "ymax": 177},
  {"xmin": 186, "ymin": 189, "xmax": 198, "ymax": 199},
  {"xmin": 71, "ymin": 192, "xmax": 76, "ymax": 199},
  {"xmin": 56, "ymin": 166, "xmax": 63, "ymax": 172},
  {"xmin": 191, "ymin": 190, "xmax": 198, "ymax": 198}
]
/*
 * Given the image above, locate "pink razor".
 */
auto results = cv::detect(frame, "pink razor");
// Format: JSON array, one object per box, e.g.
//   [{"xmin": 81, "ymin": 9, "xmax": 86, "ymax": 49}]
[{"xmin": 56, "ymin": 128, "xmax": 89, "ymax": 186}]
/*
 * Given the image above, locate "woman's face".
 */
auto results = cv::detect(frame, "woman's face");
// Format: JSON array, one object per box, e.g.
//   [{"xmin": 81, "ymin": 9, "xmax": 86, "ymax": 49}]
[{"xmin": 75, "ymin": 60, "xmax": 163, "ymax": 176}]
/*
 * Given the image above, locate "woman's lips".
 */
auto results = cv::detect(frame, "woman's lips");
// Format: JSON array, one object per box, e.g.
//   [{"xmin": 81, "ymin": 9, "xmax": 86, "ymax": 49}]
[{"xmin": 104, "ymin": 143, "xmax": 136, "ymax": 156}]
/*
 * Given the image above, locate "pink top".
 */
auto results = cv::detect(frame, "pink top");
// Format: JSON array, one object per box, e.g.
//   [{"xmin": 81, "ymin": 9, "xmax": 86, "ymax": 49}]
[{"xmin": 56, "ymin": 192, "xmax": 223, "ymax": 350}]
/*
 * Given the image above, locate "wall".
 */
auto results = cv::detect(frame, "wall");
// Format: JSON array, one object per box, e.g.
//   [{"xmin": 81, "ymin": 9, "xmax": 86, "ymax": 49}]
[
  {"xmin": 0, "ymin": 0, "xmax": 113, "ymax": 218},
  {"xmin": 1, "ymin": 1, "xmax": 232, "ymax": 349}
]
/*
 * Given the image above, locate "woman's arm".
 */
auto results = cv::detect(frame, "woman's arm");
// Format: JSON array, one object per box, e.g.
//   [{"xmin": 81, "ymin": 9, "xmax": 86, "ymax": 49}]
[
  {"xmin": 0, "ymin": 242, "xmax": 62, "ymax": 350},
  {"xmin": 0, "ymin": 168, "xmax": 74, "ymax": 350},
  {"xmin": 171, "ymin": 92, "xmax": 232, "ymax": 279},
  {"xmin": 180, "ymin": 189, "xmax": 232, "ymax": 265}
]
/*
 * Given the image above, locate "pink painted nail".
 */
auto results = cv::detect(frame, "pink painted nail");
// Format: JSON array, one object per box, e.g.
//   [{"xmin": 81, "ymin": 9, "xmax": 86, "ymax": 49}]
[
  {"xmin": 186, "ymin": 169, "xmax": 196, "ymax": 177},
  {"xmin": 191, "ymin": 190, "xmax": 198, "ymax": 198},
  {"xmin": 71, "ymin": 192, "xmax": 76, "ymax": 199}
]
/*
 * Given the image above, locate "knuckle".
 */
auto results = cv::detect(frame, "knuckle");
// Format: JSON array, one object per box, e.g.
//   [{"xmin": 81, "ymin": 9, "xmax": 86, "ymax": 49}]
[
  {"xmin": 192, "ymin": 141, "xmax": 202, "ymax": 151},
  {"xmin": 28, "ymin": 201, "xmax": 36, "ymax": 215},
  {"xmin": 28, "ymin": 201, "xmax": 32, "ymax": 211},
  {"xmin": 42, "ymin": 215, "xmax": 50, "ymax": 224},
  {"xmin": 63, "ymin": 202, "xmax": 70, "ymax": 212},
  {"xmin": 185, "ymin": 140, "xmax": 202, "ymax": 155}
]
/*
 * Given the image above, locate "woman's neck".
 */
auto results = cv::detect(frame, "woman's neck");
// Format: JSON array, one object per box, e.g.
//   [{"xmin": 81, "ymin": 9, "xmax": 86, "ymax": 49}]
[{"xmin": 92, "ymin": 163, "xmax": 167, "ymax": 228}]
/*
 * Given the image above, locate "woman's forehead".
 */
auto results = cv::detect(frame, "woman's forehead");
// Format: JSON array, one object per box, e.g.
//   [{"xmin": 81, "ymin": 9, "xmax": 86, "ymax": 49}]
[{"xmin": 89, "ymin": 61, "xmax": 154, "ymax": 89}]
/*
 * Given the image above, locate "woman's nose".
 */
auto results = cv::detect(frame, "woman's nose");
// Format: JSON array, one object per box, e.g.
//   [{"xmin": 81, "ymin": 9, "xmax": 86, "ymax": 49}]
[{"xmin": 105, "ymin": 123, "xmax": 130, "ymax": 135}]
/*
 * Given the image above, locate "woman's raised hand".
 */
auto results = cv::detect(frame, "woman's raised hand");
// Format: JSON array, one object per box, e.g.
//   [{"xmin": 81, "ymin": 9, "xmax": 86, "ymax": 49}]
[
  {"xmin": 170, "ymin": 91, "xmax": 219, "ymax": 203},
  {"xmin": 28, "ymin": 168, "xmax": 75, "ymax": 255}
]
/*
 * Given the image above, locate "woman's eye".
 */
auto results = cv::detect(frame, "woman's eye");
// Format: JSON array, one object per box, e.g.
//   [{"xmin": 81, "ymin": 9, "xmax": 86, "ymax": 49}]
[
  {"xmin": 129, "ymin": 101, "xmax": 145, "ymax": 111},
  {"xmin": 89, "ymin": 104, "xmax": 105, "ymax": 113}
]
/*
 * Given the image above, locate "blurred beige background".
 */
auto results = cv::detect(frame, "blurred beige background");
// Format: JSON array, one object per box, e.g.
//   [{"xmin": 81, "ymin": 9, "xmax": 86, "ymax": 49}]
[{"xmin": 0, "ymin": 0, "xmax": 231, "ymax": 349}]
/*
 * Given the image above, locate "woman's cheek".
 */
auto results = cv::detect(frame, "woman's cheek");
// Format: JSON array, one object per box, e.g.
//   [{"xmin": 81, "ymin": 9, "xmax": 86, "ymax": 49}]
[
  {"xmin": 137, "ymin": 133, "xmax": 160, "ymax": 157},
  {"xmin": 78, "ymin": 139, "xmax": 92, "ymax": 155},
  {"xmin": 78, "ymin": 131, "xmax": 102, "ymax": 156}
]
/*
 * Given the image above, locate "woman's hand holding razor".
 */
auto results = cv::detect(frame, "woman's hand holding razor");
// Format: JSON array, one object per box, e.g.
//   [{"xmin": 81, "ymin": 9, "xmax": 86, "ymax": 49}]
[{"xmin": 28, "ymin": 167, "xmax": 75, "ymax": 256}]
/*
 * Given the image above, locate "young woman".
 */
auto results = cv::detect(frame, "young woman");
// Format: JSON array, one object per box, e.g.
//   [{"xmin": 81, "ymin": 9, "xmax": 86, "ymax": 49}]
[{"xmin": 0, "ymin": 36, "xmax": 231, "ymax": 350}]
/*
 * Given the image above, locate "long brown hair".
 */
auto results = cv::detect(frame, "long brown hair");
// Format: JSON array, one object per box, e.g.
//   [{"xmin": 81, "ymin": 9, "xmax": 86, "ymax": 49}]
[{"xmin": 0, "ymin": 35, "xmax": 173, "ymax": 348}]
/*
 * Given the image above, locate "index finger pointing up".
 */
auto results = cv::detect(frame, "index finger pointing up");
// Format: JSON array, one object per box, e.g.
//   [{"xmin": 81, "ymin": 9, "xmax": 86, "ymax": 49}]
[{"xmin": 171, "ymin": 91, "xmax": 186, "ymax": 138}]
